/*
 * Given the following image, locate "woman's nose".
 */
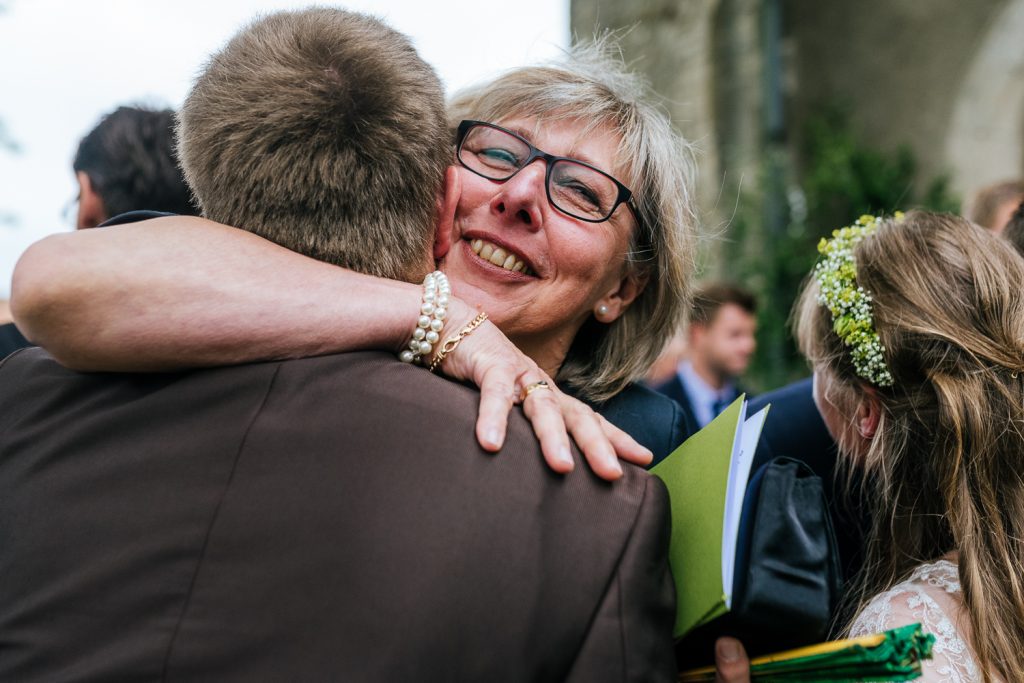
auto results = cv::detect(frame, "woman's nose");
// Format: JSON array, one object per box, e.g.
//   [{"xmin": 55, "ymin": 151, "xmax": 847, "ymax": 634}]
[{"xmin": 490, "ymin": 160, "xmax": 546, "ymax": 229}]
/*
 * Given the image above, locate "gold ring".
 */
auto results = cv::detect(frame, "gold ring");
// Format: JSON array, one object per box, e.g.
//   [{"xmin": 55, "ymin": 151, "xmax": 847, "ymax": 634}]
[{"xmin": 520, "ymin": 380, "xmax": 551, "ymax": 402}]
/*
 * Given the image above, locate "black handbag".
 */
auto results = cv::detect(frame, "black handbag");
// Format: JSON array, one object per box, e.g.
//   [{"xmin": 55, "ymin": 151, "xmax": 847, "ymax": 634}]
[{"xmin": 675, "ymin": 456, "xmax": 843, "ymax": 668}]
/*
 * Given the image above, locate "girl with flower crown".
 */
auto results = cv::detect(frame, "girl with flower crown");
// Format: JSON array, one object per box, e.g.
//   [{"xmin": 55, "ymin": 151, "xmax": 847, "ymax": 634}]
[{"xmin": 788, "ymin": 210, "xmax": 1024, "ymax": 682}]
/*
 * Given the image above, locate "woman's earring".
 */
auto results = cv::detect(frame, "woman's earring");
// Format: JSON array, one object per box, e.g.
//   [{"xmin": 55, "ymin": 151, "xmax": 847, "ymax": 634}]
[{"xmin": 596, "ymin": 304, "xmax": 610, "ymax": 322}]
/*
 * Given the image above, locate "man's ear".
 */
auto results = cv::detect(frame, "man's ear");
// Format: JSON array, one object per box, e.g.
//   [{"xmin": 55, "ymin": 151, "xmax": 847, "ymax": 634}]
[
  {"xmin": 433, "ymin": 166, "xmax": 460, "ymax": 261},
  {"xmin": 857, "ymin": 388, "xmax": 882, "ymax": 440},
  {"xmin": 76, "ymin": 171, "xmax": 108, "ymax": 230},
  {"xmin": 592, "ymin": 269, "xmax": 648, "ymax": 323}
]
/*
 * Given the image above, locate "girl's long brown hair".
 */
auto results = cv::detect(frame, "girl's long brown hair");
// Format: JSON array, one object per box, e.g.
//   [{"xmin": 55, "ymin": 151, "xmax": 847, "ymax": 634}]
[{"xmin": 797, "ymin": 211, "xmax": 1024, "ymax": 682}]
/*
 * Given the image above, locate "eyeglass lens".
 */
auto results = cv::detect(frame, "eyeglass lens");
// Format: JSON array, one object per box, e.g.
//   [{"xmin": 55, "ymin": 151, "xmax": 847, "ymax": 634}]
[{"xmin": 458, "ymin": 124, "xmax": 621, "ymax": 222}]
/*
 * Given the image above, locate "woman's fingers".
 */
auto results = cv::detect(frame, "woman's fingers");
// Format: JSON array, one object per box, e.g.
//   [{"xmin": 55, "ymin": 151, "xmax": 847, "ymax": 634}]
[
  {"xmin": 599, "ymin": 414, "xmax": 653, "ymax": 466},
  {"xmin": 434, "ymin": 306, "xmax": 640, "ymax": 479},
  {"xmin": 444, "ymin": 318, "xmax": 573, "ymax": 472},
  {"xmin": 556, "ymin": 397, "xmax": 623, "ymax": 480},
  {"xmin": 519, "ymin": 379, "xmax": 576, "ymax": 474},
  {"xmin": 473, "ymin": 364, "xmax": 517, "ymax": 452}
]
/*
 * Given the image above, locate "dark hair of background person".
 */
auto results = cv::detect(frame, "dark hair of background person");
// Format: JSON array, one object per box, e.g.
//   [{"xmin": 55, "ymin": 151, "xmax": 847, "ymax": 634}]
[
  {"xmin": 1000, "ymin": 200, "xmax": 1024, "ymax": 257},
  {"xmin": 73, "ymin": 106, "xmax": 197, "ymax": 220},
  {"xmin": 689, "ymin": 282, "xmax": 758, "ymax": 325},
  {"xmin": 964, "ymin": 179, "xmax": 1024, "ymax": 230},
  {"xmin": 176, "ymin": 8, "xmax": 450, "ymax": 283}
]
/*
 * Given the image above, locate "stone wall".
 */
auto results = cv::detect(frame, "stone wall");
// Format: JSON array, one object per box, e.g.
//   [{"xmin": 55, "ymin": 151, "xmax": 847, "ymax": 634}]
[
  {"xmin": 571, "ymin": 0, "xmax": 1024, "ymax": 213},
  {"xmin": 571, "ymin": 0, "xmax": 725, "ymax": 212}
]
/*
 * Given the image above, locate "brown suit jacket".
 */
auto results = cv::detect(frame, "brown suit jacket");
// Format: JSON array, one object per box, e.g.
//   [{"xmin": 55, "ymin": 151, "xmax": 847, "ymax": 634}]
[{"xmin": 0, "ymin": 348, "xmax": 676, "ymax": 681}]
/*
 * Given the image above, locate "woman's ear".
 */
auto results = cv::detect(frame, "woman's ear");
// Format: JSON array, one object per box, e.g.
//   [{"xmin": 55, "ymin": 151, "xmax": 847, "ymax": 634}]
[
  {"xmin": 593, "ymin": 269, "xmax": 648, "ymax": 323},
  {"xmin": 857, "ymin": 388, "xmax": 882, "ymax": 440},
  {"xmin": 433, "ymin": 166, "xmax": 460, "ymax": 261}
]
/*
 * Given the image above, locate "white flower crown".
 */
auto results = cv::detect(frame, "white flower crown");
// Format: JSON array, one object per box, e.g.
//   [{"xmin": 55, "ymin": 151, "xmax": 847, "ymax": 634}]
[{"xmin": 812, "ymin": 213, "xmax": 902, "ymax": 387}]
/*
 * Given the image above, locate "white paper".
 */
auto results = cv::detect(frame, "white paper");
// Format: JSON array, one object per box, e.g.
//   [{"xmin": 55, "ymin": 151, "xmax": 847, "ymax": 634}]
[{"xmin": 722, "ymin": 402, "xmax": 770, "ymax": 607}]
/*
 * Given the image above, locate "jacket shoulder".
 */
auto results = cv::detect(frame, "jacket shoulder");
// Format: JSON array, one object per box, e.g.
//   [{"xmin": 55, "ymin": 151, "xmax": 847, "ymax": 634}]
[{"xmin": 593, "ymin": 382, "xmax": 694, "ymax": 466}]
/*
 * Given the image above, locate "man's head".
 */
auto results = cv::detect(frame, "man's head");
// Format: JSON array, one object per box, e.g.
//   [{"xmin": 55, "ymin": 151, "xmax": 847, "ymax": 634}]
[
  {"xmin": 964, "ymin": 179, "xmax": 1024, "ymax": 233},
  {"xmin": 177, "ymin": 8, "xmax": 450, "ymax": 282},
  {"xmin": 72, "ymin": 106, "xmax": 197, "ymax": 229},
  {"xmin": 687, "ymin": 282, "xmax": 757, "ymax": 383}
]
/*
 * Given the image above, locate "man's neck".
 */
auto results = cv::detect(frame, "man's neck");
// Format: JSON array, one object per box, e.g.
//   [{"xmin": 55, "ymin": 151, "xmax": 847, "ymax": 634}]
[{"xmin": 687, "ymin": 357, "xmax": 728, "ymax": 392}]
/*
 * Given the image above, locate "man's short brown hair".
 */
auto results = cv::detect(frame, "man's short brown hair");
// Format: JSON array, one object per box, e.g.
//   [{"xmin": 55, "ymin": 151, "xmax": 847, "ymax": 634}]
[
  {"xmin": 177, "ymin": 8, "xmax": 449, "ymax": 281},
  {"xmin": 689, "ymin": 282, "xmax": 757, "ymax": 326}
]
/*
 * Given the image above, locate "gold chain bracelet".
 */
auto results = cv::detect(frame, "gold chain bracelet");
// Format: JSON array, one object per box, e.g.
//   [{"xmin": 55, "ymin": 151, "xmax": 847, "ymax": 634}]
[{"xmin": 428, "ymin": 311, "xmax": 489, "ymax": 373}]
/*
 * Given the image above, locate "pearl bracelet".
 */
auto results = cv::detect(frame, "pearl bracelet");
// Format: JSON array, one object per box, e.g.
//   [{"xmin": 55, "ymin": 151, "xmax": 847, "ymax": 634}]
[{"xmin": 398, "ymin": 270, "xmax": 450, "ymax": 364}]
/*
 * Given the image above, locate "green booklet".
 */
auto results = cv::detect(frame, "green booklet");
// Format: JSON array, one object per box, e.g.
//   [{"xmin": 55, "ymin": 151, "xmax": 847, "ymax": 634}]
[
  {"xmin": 678, "ymin": 622, "xmax": 936, "ymax": 681},
  {"xmin": 650, "ymin": 396, "xmax": 768, "ymax": 638}
]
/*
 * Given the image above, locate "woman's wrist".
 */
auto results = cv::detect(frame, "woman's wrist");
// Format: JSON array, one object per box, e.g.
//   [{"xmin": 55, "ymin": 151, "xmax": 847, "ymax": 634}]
[{"xmin": 398, "ymin": 271, "xmax": 451, "ymax": 365}]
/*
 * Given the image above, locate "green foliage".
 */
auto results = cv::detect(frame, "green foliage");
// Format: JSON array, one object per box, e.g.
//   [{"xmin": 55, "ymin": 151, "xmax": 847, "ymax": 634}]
[{"xmin": 718, "ymin": 108, "xmax": 959, "ymax": 390}]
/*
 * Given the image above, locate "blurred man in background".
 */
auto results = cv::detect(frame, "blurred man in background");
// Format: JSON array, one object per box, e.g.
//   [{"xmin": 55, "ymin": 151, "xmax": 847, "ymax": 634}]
[
  {"xmin": 70, "ymin": 105, "xmax": 197, "ymax": 229},
  {"xmin": 1, "ymin": 105, "xmax": 196, "ymax": 358},
  {"xmin": 652, "ymin": 282, "xmax": 757, "ymax": 428},
  {"xmin": 964, "ymin": 179, "xmax": 1024, "ymax": 233}
]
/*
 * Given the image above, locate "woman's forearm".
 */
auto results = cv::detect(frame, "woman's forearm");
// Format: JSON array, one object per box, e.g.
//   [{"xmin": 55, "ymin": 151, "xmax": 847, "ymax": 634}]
[{"xmin": 11, "ymin": 217, "xmax": 425, "ymax": 371}]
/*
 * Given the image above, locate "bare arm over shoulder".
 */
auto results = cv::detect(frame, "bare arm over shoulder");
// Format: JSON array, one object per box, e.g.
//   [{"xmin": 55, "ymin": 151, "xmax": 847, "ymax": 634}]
[
  {"xmin": 11, "ymin": 216, "xmax": 651, "ymax": 479},
  {"xmin": 11, "ymin": 216, "xmax": 421, "ymax": 371}
]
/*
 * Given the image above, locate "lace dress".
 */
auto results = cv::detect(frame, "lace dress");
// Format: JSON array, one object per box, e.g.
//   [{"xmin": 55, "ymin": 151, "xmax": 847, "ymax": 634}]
[{"xmin": 849, "ymin": 559, "xmax": 993, "ymax": 682}]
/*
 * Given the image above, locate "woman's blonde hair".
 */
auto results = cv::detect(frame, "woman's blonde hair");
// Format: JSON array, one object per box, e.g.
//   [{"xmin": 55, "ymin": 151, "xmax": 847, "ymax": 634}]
[
  {"xmin": 447, "ymin": 41, "xmax": 697, "ymax": 403},
  {"xmin": 796, "ymin": 211, "xmax": 1024, "ymax": 682}
]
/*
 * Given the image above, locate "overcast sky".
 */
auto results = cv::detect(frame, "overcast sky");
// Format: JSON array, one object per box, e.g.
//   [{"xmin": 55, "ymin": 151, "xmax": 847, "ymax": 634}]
[{"xmin": 0, "ymin": 0, "xmax": 569, "ymax": 299}]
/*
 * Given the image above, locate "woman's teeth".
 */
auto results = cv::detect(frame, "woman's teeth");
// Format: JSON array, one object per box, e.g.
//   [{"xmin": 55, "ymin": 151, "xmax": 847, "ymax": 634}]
[{"xmin": 470, "ymin": 239, "xmax": 531, "ymax": 275}]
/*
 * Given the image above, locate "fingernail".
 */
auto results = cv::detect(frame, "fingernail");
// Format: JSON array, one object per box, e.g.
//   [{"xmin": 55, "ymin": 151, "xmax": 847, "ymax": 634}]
[
  {"xmin": 718, "ymin": 639, "xmax": 741, "ymax": 663},
  {"xmin": 558, "ymin": 446, "xmax": 574, "ymax": 467},
  {"xmin": 486, "ymin": 428, "xmax": 502, "ymax": 449}
]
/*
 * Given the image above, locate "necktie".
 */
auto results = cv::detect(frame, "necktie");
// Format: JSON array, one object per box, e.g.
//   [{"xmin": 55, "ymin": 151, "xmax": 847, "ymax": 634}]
[{"xmin": 711, "ymin": 396, "xmax": 731, "ymax": 418}]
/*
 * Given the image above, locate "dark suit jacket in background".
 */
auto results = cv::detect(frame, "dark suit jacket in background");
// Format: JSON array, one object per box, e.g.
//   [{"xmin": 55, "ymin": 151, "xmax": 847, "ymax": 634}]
[
  {"xmin": 649, "ymin": 374, "xmax": 738, "ymax": 465},
  {"xmin": 588, "ymin": 383, "xmax": 694, "ymax": 466},
  {"xmin": 748, "ymin": 378, "xmax": 868, "ymax": 609},
  {"xmin": 0, "ymin": 348, "xmax": 676, "ymax": 681},
  {"xmin": 0, "ymin": 322, "xmax": 30, "ymax": 359}
]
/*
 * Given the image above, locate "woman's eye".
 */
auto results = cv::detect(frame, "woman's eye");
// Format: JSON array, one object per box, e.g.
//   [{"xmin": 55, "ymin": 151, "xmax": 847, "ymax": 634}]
[
  {"xmin": 478, "ymin": 147, "xmax": 520, "ymax": 168},
  {"xmin": 558, "ymin": 178, "xmax": 601, "ymax": 209}
]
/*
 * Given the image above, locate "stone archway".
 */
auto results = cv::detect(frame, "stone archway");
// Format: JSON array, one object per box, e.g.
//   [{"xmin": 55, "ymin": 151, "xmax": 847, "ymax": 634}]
[{"xmin": 945, "ymin": 0, "xmax": 1024, "ymax": 198}]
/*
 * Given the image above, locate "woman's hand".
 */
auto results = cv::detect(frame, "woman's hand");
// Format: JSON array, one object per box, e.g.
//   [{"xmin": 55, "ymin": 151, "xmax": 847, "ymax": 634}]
[
  {"xmin": 435, "ymin": 302, "xmax": 652, "ymax": 481},
  {"xmin": 714, "ymin": 638, "xmax": 751, "ymax": 683}
]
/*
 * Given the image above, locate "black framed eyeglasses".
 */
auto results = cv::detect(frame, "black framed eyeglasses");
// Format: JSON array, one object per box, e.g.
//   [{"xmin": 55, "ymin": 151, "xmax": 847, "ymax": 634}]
[{"xmin": 455, "ymin": 120, "xmax": 638, "ymax": 225}]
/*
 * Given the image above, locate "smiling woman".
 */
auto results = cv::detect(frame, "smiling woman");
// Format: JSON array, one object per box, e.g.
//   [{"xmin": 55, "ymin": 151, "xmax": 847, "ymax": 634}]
[
  {"xmin": 447, "ymin": 116, "xmax": 644, "ymax": 387},
  {"xmin": 12, "ymin": 41, "xmax": 698, "ymax": 470},
  {"xmin": 444, "ymin": 50, "xmax": 697, "ymax": 404}
]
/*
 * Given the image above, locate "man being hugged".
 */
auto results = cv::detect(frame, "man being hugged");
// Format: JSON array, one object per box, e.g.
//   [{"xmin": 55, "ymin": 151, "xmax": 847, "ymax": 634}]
[{"xmin": 0, "ymin": 9, "xmax": 675, "ymax": 681}]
